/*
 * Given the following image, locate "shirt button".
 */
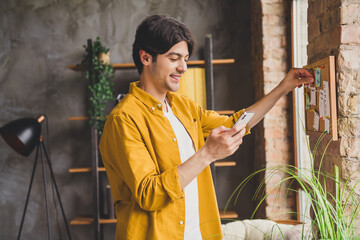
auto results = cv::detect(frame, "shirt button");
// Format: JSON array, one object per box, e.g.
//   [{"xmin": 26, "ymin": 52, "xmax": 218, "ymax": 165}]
[
  {"xmin": 151, "ymin": 107, "xmax": 155, "ymax": 111},
  {"xmin": 173, "ymin": 138, "xmax": 176, "ymax": 142},
  {"xmin": 158, "ymin": 103, "xmax": 161, "ymax": 107},
  {"xmin": 179, "ymin": 221, "xmax": 184, "ymax": 225}
]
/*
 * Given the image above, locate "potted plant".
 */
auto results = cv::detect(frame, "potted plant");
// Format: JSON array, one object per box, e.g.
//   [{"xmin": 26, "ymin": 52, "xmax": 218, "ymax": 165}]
[{"xmin": 80, "ymin": 37, "xmax": 115, "ymax": 135}]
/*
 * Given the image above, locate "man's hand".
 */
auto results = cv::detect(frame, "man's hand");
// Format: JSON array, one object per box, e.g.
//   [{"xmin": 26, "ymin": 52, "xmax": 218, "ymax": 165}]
[
  {"xmin": 200, "ymin": 123, "xmax": 247, "ymax": 164},
  {"xmin": 279, "ymin": 68, "xmax": 314, "ymax": 94},
  {"xmin": 177, "ymin": 123, "xmax": 246, "ymax": 189}
]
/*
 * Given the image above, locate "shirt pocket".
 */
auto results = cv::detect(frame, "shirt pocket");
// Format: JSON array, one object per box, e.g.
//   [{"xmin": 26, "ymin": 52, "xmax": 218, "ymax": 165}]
[{"xmin": 184, "ymin": 118, "xmax": 199, "ymax": 151}]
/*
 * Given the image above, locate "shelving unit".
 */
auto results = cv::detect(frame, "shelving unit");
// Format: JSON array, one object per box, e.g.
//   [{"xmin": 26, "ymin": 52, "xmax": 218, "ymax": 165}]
[
  {"xmin": 68, "ymin": 36, "xmax": 238, "ymax": 239},
  {"xmin": 70, "ymin": 217, "xmax": 117, "ymax": 225},
  {"xmin": 203, "ymin": 35, "xmax": 239, "ymax": 220},
  {"xmin": 67, "ymin": 39, "xmax": 114, "ymax": 240},
  {"xmin": 69, "ymin": 167, "xmax": 106, "ymax": 173}
]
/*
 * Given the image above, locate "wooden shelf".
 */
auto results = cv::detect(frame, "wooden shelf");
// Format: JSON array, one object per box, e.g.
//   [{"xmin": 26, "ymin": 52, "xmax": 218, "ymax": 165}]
[
  {"xmin": 69, "ymin": 167, "xmax": 106, "ymax": 173},
  {"xmin": 68, "ymin": 116, "xmax": 89, "ymax": 121},
  {"xmin": 68, "ymin": 110, "xmax": 235, "ymax": 121},
  {"xmin": 70, "ymin": 212, "xmax": 236, "ymax": 225},
  {"xmin": 219, "ymin": 210, "xmax": 238, "ymax": 219},
  {"xmin": 70, "ymin": 212, "xmax": 237, "ymax": 225},
  {"xmin": 214, "ymin": 161, "xmax": 236, "ymax": 167},
  {"xmin": 68, "ymin": 59, "xmax": 235, "ymax": 71},
  {"xmin": 215, "ymin": 110, "xmax": 235, "ymax": 115},
  {"xmin": 70, "ymin": 161, "xmax": 235, "ymax": 174},
  {"xmin": 70, "ymin": 217, "xmax": 117, "ymax": 225}
]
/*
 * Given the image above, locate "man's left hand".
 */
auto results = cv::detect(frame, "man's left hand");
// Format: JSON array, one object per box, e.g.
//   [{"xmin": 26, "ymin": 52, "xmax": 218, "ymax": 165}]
[{"xmin": 279, "ymin": 68, "xmax": 314, "ymax": 93}]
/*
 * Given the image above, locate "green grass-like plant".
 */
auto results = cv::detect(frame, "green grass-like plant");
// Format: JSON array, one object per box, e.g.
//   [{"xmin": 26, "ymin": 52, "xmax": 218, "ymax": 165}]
[{"xmin": 226, "ymin": 129, "xmax": 360, "ymax": 239}]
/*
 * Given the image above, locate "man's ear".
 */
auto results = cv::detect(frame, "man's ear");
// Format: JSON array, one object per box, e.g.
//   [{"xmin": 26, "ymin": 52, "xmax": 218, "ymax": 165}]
[{"xmin": 139, "ymin": 50, "xmax": 152, "ymax": 66}]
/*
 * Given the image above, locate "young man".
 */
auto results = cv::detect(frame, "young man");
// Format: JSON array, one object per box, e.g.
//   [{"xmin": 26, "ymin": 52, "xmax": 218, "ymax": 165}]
[{"xmin": 99, "ymin": 15, "xmax": 313, "ymax": 240}]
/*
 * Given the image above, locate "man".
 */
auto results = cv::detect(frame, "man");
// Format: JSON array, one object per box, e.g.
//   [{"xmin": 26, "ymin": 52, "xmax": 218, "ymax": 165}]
[{"xmin": 99, "ymin": 15, "xmax": 313, "ymax": 240}]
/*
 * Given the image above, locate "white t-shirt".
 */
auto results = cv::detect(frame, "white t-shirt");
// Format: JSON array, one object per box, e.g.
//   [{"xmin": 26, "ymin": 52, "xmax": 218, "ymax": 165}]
[{"xmin": 163, "ymin": 100, "xmax": 202, "ymax": 240}]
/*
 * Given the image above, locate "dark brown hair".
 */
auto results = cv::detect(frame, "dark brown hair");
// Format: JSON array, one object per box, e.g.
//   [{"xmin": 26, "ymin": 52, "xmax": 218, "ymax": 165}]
[{"xmin": 132, "ymin": 15, "xmax": 196, "ymax": 74}]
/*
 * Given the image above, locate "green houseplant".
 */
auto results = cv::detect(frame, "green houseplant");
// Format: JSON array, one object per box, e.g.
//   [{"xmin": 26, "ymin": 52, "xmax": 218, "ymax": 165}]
[
  {"xmin": 81, "ymin": 37, "xmax": 115, "ymax": 135},
  {"xmin": 226, "ymin": 130, "xmax": 360, "ymax": 239}
]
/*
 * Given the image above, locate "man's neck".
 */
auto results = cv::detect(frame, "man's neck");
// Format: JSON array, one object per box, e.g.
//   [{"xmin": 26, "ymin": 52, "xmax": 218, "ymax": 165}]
[{"xmin": 138, "ymin": 79, "xmax": 167, "ymax": 104}]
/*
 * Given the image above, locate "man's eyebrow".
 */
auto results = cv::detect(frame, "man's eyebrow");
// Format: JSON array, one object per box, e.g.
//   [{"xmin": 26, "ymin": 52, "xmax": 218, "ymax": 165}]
[{"xmin": 166, "ymin": 52, "xmax": 189, "ymax": 58}]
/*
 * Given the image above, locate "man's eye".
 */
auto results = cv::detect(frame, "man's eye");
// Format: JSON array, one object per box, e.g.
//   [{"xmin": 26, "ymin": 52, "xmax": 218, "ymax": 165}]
[{"xmin": 170, "ymin": 58, "xmax": 178, "ymax": 61}]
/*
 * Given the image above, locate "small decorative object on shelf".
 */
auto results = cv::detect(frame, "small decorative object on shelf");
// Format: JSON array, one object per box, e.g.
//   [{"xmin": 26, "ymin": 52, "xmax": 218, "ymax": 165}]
[{"xmin": 80, "ymin": 37, "xmax": 115, "ymax": 135}]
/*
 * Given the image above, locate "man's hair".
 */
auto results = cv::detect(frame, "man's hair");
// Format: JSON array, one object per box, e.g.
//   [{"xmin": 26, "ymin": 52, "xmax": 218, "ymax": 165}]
[{"xmin": 132, "ymin": 15, "xmax": 196, "ymax": 74}]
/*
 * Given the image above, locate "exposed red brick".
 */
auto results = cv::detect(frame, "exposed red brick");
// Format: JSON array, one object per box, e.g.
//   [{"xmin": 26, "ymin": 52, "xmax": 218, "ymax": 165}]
[{"xmin": 253, "ymin": 0, "xmax": 294, "ymax": 220}]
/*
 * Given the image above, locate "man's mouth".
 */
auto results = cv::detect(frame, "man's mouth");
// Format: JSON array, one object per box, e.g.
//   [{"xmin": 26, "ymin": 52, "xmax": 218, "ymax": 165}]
[{"xmin": 170, "ymin": 74, "xmax": 181, "ymax": 81}]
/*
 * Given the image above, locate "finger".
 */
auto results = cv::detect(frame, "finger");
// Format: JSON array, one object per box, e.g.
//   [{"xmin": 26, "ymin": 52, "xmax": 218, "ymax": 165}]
[
  {"xmin": 228, "ymin": 123, "xmax": 246, "ymax": 137},
  {"xmin": 232, "ymin": 134, "xmax": 244, "ymax": 146},
  {"xmin": 298, "ymin": 77, "xmax": 314, "ymax": 85},
  {"xmin": 230, "ymin": 128, "xmax": 246, "ymax": 144},
  {"xmin": 296, "ymin": 69, "xmax": 314, "ymax": 80},
  {"xmin": 229, "ymin": 144, "xmax": 240, "ymax": 155},
  {"xmin": 300, "ymin": 68, "xmax": 314, "ymax": 78},
  {"xmin": 295, "ymin": 70, "xmax": 314, "ymax": 87},
  {"xmin": 233, "ymin": 125, "xmax": 246, "ymax": 138},
  {"xmin": 240, "ymin": 128, "xmax": 246, "ymax": 139},
  {"xmin": 239, "ymin": 126, "xmax": 246, "ymax": 136},
  {"xmin": 230, "ymin": 138, "xmax": 243, "ymax": 153},
  {"xmin": 232, "ymin": 123, "xmax": 246, "ymax": 132},
  {"xmin": 211, "ymin": 125, "xmax": 229, "ymax": 135}
]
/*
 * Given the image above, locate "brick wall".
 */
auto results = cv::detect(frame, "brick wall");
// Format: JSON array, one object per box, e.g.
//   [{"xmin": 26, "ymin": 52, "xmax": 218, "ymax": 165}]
[
  {"xmin": 337, "ymin": 1, "xmax": 360, "ymax": 191},
  {"xmin": 307, "ymin": 0, "xmax": 360, "ymax": 222},
  {"xmin": 252, "ymin": 0, "xmax": 266, "ymax": 219},
  {"xmin": 251, "ymin": 0, "xmax": 359, "ymax": 223},
  {"xmin": 252, "ymin": 0, "xmax": 296, "ymax": 220},
  {"xmin": 338, "ymin": 1, "xmax": 360, "ymax": 192}
]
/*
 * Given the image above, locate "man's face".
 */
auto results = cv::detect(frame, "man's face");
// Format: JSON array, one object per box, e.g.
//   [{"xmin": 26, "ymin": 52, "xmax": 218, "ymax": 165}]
[{"xmin": 148, "ymin": 41, "xmax": 189, "ymax": 94}]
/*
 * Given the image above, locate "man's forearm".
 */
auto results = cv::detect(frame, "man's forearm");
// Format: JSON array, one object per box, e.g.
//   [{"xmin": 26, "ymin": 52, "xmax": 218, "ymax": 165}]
[
  {"xmin": 177, "ymin": 147, "xmax": 211, "ymax": 189},
  {"xmin": 245, "ymin": 68, "xmax": 314, "ymax": 129},
  {"xmin": 246, "ymin": 84, "xmax": 287, "ymax": 129},
  {"xmin": 177, "ymin": 124, "xmax": 246, "ymax": 189}
]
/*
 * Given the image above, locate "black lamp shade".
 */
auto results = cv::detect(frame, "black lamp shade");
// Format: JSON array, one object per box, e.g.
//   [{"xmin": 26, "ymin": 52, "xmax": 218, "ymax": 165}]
[{"xmin": 0, "ymin": 118, "xmax": 41, "ymax": 156}]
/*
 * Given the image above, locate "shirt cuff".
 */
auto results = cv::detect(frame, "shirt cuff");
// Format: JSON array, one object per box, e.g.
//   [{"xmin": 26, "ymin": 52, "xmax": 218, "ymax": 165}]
[
  {"xmin": 233, "ymin": 109, "xmax": 252, "ymax": 135},
  {"xmin": 161, "ymin": 166, "xmax": 184, "ymax": 201}
]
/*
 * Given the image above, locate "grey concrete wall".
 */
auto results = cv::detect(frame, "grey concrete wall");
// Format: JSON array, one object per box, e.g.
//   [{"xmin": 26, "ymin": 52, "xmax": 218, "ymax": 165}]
[{"xmin": 0, "ymin": 0, "xmax": 254, "ymax": 239}]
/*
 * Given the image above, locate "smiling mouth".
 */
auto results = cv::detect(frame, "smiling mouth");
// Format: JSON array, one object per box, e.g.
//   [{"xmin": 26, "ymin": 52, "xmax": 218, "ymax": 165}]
[{"xmin": 170, "ymin": 74, "xmax": 182, "ymax": 81}]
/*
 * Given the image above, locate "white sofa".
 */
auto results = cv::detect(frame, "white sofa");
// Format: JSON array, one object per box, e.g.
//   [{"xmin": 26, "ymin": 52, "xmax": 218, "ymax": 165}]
[{"xmin": 222, "ymin": 219, "xmax": 312, "ymax": 240}]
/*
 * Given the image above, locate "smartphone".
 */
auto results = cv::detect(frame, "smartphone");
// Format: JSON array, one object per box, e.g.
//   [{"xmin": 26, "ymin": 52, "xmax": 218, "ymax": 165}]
[{"xmin": 233, "ymin": 111, "xmax": 254, "ymax": 128}]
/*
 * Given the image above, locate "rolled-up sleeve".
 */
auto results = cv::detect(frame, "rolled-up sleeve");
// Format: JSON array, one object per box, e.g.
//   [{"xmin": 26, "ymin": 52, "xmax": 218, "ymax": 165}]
[
  {"xmin": 199, "ymin": 107, "xmax": 251, "ymax": 137},
  {"xmin": 99, "ymin": 113, "xmax": 184, "ymax": 212}
]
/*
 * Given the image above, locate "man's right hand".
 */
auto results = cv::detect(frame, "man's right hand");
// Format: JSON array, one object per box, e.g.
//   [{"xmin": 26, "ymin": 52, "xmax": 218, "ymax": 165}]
[{"xmin": 200, "ymin": 123, "xmax": 246, "ymax": 164}]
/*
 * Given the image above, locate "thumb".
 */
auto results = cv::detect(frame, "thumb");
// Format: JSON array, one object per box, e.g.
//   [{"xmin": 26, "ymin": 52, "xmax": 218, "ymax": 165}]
[{"xmin": 211, "ymin": 125, "xmax": 229, "ymax": 135}]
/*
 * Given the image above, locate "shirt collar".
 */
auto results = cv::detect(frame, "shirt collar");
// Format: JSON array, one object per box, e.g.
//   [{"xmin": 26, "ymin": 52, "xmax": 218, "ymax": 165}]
[{"xmin": 129, "ymin": 81, "xmax": 175, "ymax": 110}]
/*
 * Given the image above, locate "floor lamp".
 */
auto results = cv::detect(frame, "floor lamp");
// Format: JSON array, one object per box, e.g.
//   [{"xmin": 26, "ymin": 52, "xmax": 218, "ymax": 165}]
[{"xmin": 0, "ymin": 115, "xmax": 72, "ymax": 240}]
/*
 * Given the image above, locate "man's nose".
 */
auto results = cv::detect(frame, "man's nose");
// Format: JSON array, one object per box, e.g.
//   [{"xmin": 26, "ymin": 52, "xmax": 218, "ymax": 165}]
[{"xmin": 177, "ymin": 59, "xmax": 187, "ymax": 73}]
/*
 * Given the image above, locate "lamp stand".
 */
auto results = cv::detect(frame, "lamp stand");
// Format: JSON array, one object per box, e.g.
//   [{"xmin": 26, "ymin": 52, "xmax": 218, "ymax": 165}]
[{"xmin": 17, "ymin": 138, "xmax": 72, "ymax": 240}]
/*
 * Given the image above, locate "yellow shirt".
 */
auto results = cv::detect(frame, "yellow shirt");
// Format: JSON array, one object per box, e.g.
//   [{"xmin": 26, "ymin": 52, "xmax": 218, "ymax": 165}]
[{"xmin": 99, "ymin": 81, "xmax": 248, "ymax": 240}]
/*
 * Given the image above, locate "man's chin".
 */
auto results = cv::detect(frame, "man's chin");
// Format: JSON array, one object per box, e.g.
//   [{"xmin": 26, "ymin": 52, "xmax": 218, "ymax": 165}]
[{"xmin": 168, "ymin": 85, "xmax": 179, "ymax": 92}]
